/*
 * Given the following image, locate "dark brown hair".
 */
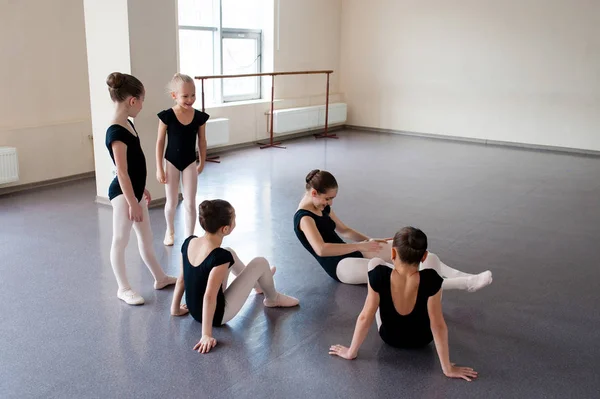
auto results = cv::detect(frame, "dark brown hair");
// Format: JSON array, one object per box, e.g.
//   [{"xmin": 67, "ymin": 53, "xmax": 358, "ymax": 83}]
[
  {"xmin": 305, "ymin": 169, "xmax": 338, "ymax": 194},
  {"xmin": 393, "ymin": 227, "xmax": 428, "ymax": 265},
  {"xmin": 106, "ymin": 72, "xmax": 145, "ymax": 102},
  {"xmin": 199, "ymin": 200, "xmax": 234, "ymax": 234}
]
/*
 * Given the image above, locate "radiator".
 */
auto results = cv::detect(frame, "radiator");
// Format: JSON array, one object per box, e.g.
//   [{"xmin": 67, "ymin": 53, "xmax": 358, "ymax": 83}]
[
  {"xmin": 273, "ymin": 103, "xmax": 347, "ymax": 134},
  {"xmin": 205, "ymin": 118, "xmax": 230, "ymax": 148},
  {"xmin": 0, "ymin": 147, "xmax": 19, "ymax": 185}
]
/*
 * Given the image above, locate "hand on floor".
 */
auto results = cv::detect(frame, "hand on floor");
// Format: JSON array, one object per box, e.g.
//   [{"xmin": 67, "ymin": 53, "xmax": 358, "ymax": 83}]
[
  {"xmin": 171, "ymin": 304, "xmax": 189, "ymax": 317},
  {"xmin": 328, "ymin": 345, "xmax": 357, "ymax": 360},
  {"xmin": 194, "ymin": 335, "xmax": 217, "ymax": 354},
  {"xmin": 444, "ymin": 363, "xmax": 478, "ymax": 381}
]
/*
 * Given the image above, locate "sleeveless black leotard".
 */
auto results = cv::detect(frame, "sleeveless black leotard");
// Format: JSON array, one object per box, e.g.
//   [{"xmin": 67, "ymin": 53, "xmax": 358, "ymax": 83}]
[
  {"xmin": 157, "ymin": 108, "xmax": 210, "ymax": 171},
  {"xmin": 293, "ymin": 205, "xmax": 363, "ymax": 281}
]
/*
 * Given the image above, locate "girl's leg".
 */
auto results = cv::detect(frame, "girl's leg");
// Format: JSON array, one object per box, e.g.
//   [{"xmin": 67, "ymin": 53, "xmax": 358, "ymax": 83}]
[
  {"xmin": 163, "ymin": 160, "xmax": 180, "ymax": 245},
  {"xmin": 421, "ymin": 252, "xmax": 492, "ymax": 292},
  {"xmin": 132, "ymin": 199, "xmax": 177, "ymax": 289},
  {"xmin": 225, "ymin": 247, "xmax": 275, "ymax": 294},
  {"xmin": 336, "ymin": 256, "xmax": 393, "ymax": 285},
  {"xmin": 336, "ymin": 240, "xmax": 394, "ymax": 285},
  {"xmin": 181, "ymin": 162, "xmax": 198, "ymax": 237},
  {"xmin": 336, "ymin": 258, "xmax": 370, "ymax": 284},
  {"xmin": 220, "ymin": 253, "xmax": 298, "ymax": 324},
  {"xmin": 110, "ymin": 195, "xmax": 144, "ymax": 305},
  {"xmin": 361, "ymin": 240, "xmax": 393, "ymax": 263}
]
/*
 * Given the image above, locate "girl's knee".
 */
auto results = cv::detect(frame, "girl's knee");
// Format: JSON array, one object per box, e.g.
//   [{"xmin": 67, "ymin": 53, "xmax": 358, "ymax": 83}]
[
  {"xmin": 164, "ymin": 199, "xmax": 177, "ymax": 210},
  {"xmin": 184, "ymin": 201, "xmax": 195, "ymax": 214},
  {"xmin": 247, "ymin": 257, "xmax": 269, "ymax": 270}
]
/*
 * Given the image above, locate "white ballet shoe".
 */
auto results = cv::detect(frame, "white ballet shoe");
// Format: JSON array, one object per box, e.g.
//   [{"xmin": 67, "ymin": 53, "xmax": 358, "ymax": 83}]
[
  {"xmin": 263, "ymin": 293, "xmax": 299, "ymax": 308},
  {"xmin": 163, "ymin": 230, "xmax": 174, "ymax": 246},
  {"xmin": 117, "ymin": 289, "xmax": 145, "ymax": 305}
]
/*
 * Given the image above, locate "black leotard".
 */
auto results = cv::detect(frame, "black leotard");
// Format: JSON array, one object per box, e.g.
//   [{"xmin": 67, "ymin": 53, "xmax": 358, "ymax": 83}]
[
  {"xmin": 182, "ymin": 236, "xmax": 234, "ymax": 326},
  {"xmin": 293, "ymin": 205, "xmax": 363, "ymax": 281},
  {"xmin": 105, "ymin": 120, "xmax": 146, "ymax": 202},
  {"xmin": 157, "ymin": 108, "xmax": 210, "ymax": 171},
  {"xmin": 368, "ymin": 265, "xmax": 443, "ymax": 348}
]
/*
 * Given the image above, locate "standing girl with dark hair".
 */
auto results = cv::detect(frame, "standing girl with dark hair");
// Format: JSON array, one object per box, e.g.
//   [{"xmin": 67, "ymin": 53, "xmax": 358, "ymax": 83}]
[
  {"xmin": 105, "ymin": 72, "xmax": 176, "ymax": 305},
  {"xmin": 294, "ymin": 169, "xmax": 492, "ymax": 290},
  {"xmin": 171, "ymin": 199, "xmax": 299, "ymax": 354}
]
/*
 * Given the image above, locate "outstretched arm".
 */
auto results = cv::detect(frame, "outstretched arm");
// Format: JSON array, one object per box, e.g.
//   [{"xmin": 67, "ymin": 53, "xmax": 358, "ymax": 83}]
[
  {"xmin": 329, "ymin": 283, "xmax": 380, "ymax": 360},
  {"xmin": 300, "ymin": 216, "xmax": 381, "ymax": 257},
  {"xmin": 196, "ymin": 124, "xmax": 207, "ymax": 174},
  {"xmin": 155, "ymin": 121, "xmax": 167, "ymax": 183},
  {"xmin": 329, "ymin": 209, "xmax": 371, "ymax": 242},
  {"xmin": 171, "ymin": 257, "xmax": 188, "ymax": 316},
  {"xmin": 193, "ymin": 263, "xmax": 229, "ymax": 354},
  {"xmin": 428, "ymin": 291, "xmax": 478, "ymax": 381}
]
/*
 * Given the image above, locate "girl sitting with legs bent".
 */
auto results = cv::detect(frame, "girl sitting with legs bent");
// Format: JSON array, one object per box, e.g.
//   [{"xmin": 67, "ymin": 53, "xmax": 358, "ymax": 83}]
[{"xmin": 171, "ymin": 199, "xmax": 299, "ymax": 354}]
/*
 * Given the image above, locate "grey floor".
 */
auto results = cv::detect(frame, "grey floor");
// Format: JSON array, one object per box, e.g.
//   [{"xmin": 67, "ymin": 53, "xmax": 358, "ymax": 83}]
[{"xmin": 1, "ymin": 130, "xmax": 599, "ymax": 398}]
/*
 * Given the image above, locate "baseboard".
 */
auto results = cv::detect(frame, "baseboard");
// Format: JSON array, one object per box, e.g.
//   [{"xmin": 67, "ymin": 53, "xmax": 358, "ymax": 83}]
[
  {"xmin": 205, "ymin": 125, "xmax": 344, "ymax": 155},
  {"xmin": 95, "ymin": 193, "xmax": 183, "ymax": 209},
  {"xmin": 0, "ymin": 171, "xmax": 96, "ymax": 196},
  {"xmin": 345, "ymin": 125, "xmax": 600, "ymax": 157}
]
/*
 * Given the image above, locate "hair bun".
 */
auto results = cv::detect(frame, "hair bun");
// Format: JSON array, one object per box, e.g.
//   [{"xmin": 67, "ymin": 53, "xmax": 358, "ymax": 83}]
[
  {"xmin": 199, "ymin": 200, "xmax": 213, "ymax": 212},
  {"xmin": 106, "ymin": 72, "xmax": 124, "ymax": 89},
  {"xmin": 305, "ymin": 169, "xmax": 320, "ymax": 183}
]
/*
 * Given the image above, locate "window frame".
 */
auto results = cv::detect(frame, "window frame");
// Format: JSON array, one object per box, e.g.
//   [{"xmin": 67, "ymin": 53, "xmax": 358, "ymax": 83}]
[
  {"xmin": 177, "ymin": 1, "xmax": 263, "ymax": 104},
  {"xmin": 220, "ymin": 28, "xmax": 262, "ymax": 102}
]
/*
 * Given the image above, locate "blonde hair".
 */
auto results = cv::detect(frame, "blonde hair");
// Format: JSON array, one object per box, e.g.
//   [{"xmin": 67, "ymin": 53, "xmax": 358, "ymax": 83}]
[{"xmin": 167, "ymin": 73, "xmax": 194, "ymax": 93}]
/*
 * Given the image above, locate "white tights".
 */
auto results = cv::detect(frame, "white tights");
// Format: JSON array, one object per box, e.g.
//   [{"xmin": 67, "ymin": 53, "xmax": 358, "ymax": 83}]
[
  {"xmin": 110, "ymin": 195, "xmax": 169, "ymax": 290},
  {"xmin": 164, "ymin": 160, "xmax": 198, "ymax": 237},
  {"xmin": 336, "ymin": 241, "xmax": 480, "ymax": 290},
  {"xmin": 219, "ymin": 248, "xmax": 278, "ymax": 324}
]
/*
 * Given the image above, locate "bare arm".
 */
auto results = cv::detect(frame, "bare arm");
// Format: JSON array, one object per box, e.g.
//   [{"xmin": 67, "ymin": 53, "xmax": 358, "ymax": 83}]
[
  {"xmin": 428, "ymin": 290, "xmax": 478, "ymax": 381},
  {"xmin": 197, "ymin": 124, "xmax": 207, "ymax": 169},
  {"xmin": 300, "ymin": 216, "xmax": 379, "ymax": 257},
  {"xmin": 428, "ymin": 291, "xmax": 452, "ymax": 372},
  {"xmin": 155, "ymin": 121, "xmax": 167, "ymax": 183},
  {"xmin": 112, "ymin": 141, "xmax": 139, "ymax": 208},
  {"xmin": 171, "ymin": 257, "xmax": 188, "ymax": 316},
  {"xmin": 329, "ymin": 282, "xmax": 380, "ymax": 359},
  {"xmin": 329, "ymin": 210, "xmax": 371, "ymax": 242},
  {"xmin": 193, "ymin": 263, "xmax": 229, "ymax": 354}
]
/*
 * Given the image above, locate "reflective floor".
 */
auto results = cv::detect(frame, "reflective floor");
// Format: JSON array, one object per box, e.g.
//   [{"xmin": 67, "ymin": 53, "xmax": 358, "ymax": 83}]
[{"xmin": 1, "ymin": 130, "xmax": 599, "ymax": 398}]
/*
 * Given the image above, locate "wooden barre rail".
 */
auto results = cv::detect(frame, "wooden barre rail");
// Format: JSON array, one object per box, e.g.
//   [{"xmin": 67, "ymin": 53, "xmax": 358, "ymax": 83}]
[
  {"xmin": 195, "ymin": 70, "xmax": 337, "ymax": 159},
  {"xmin": 194, "ymin": 70, "xmax": 334, "ymax": 80}
]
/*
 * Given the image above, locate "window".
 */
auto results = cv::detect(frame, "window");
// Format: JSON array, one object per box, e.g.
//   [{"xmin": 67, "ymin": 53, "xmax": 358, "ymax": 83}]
[{"xmin": 177, "ymin": 0, "xmax": 266, "ymax": 104}]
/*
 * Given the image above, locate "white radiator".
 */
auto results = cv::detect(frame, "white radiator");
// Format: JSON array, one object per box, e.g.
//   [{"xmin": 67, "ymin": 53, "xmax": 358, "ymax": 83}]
[
  {"xmin": 205, "ymin": 118, "xmax": 230, "ymax": 148},
  {"xmin": 273, "ymin": 103, "xmax": 347, "ymax": 134},
  {"xmin": 0, "ymin": 147, "xmax": 19, "ymax": 185}
]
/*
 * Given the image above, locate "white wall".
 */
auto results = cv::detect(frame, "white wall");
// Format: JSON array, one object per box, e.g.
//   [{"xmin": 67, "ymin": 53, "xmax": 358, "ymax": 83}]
[
  {"xmin": 340, "ymin": 0, "xmax": 600, "ymax": 151},
  {"xmin": 84, "ymin": 0, "xmax": 179, "ymax": 202},
  {"xmin": 0, "ymin": 0, "xmax": 94, "ymax": 186}
]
